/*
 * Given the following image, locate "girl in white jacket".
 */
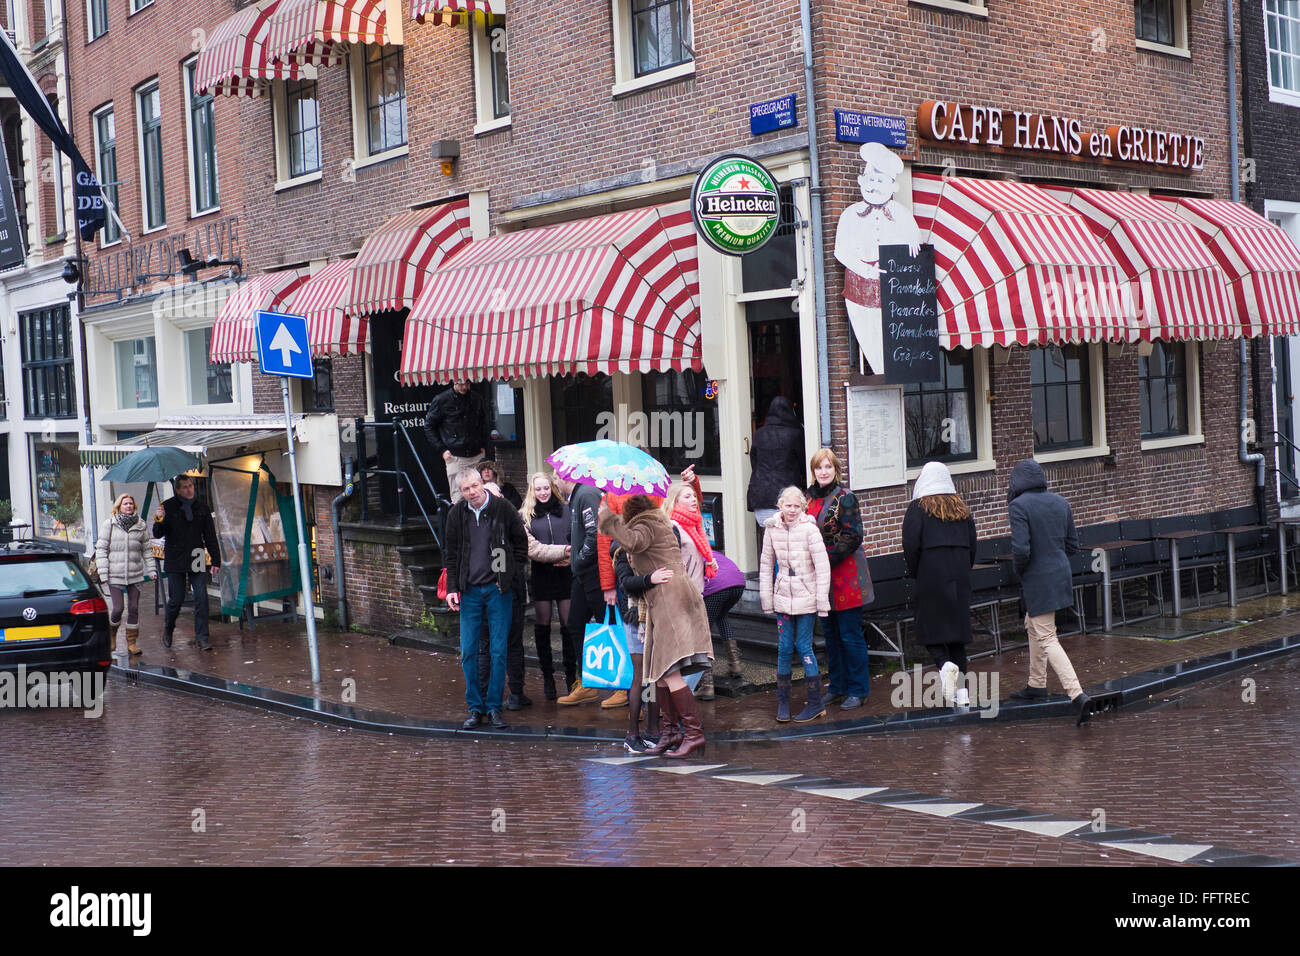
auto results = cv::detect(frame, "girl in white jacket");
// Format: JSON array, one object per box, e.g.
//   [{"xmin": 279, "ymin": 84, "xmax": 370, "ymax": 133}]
[
  {"xmin": 95, "ymin": 493, "xmax": 149, "ymax": 655},
  {"xmin": 760, "ymin": 486, "xmax": 831, "ymax": 723}
]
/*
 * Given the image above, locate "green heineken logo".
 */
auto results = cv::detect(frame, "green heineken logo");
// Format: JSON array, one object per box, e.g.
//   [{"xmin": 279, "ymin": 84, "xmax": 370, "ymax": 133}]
[{"xmin": 691, "ymin": 154, "xmax": 781, "ymax": 256}]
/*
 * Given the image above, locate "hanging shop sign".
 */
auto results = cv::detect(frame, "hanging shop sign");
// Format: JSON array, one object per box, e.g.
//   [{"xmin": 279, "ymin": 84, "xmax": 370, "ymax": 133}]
[
  {"xmin": 0, "ymin": 124, "xmax": 25, "ymax": 271},
  {"xmin": 750, "ymin": 94, "xmax": 797, "ymax": 136},
  {"xmin": 835, "ymin": 109, "xmax": 907, "ymax": 149},
  {"xmin": 917, "ymin": 101, "xmax": 1206, "ymax": 173},
  {"xmin": 691, "ymin": 154, "xmax": 781, "ymax": 256}
]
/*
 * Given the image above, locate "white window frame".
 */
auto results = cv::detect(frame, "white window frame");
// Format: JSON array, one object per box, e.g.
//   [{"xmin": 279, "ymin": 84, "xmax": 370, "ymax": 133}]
[
  {"xmin": 348, "ymin": 43, "xmax": 408, "ymax": 170},
  {"xmin": 903, "ymin": 346, "xmax": 995, "ymax": 480},
  {"xmin": 135, "ymin": 80, "xmax": 165, "ymax": 234},
  {"xmin": 472, "ymin": 17, "xmax": 511, "ymax": 135},
  {"xmin": 909, "ymin": 0, "xmax": 989, "ymax": 17},
  {"xmin": 86, "ymin": 0, "xmax": 108, "ymax": 41},
  {"xmin": 1134, "ymin": 0, "xmax": 1190, "ymax": 58},
  {"xmin": 91, "ymin": 104, "xmax": 121, "ymax": 247},
  {"xmin": 129, "ymin": 0, "xmax": 153, "ymax": 15},
  {"xmin": 1139, "ymin": 341, "xmax": 1203, "ymax": 451},
  {"xmin": 1032, "ymin": 343, "xmax": 1110, "ymax": 464},
  {"xmin": 183, "ymin": 327, "xmax": 235, "ymax": 408},
  {"xmin": 271, "ymin": 80, "xmax": 324, "ymax": 190},
  {"xmin": 182, "ymin": 57, "xmax": 220, "ymax": 218},
  {"xmin": 1265, "ymin": 0, "xmax": 1300, "ymax": 107},
  {"xmin": 610, "ymin": 0, "xmax": 696, "ymax": 98}
]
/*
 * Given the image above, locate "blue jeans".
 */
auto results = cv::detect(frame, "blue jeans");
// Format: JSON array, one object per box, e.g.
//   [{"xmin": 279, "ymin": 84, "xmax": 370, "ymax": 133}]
[
  {"xmin": 776, "ymin": 613, "xmax": 819, "ymax": 678},
  {"xmin": 459, "ymin": 584, "xmax": 512, "ymax": 714},
  {"xmin": 823, "ymin": 606, "xmax": 869, "ymax": 697}
]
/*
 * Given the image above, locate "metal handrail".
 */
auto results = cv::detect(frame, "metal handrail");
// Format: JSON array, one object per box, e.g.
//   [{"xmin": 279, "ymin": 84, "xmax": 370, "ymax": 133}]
[
  {"xmin": 351, "ymin": 418, "xmax": 449, "ymax": 550},
  {"xmin": 1269, "ymin": 430, "xmax": 1300, "ymax": 495}
]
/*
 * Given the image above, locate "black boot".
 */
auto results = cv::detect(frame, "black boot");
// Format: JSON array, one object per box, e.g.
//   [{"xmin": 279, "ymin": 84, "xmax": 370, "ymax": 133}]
[
  {"xmin": 1072, "ymin": 692, "xmax": 1094, "ymax": 726},
  {"xmin": 533, "ymin": 625, "xmax": 557, "ymax": 701},
  {"xmin": 776, "ymin": 674, "xmax": 792, "ymax": 723},
  {"xmin": 793, "ymin": 674, "xmax": 826, "ymax": 723}
]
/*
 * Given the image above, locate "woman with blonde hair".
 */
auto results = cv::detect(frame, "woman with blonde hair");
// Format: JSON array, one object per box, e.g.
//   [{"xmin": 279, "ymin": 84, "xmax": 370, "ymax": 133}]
[
  {"xmin": 94, "ymin": 492, "xmax": 150, "ymax": 656},
  {"xmin": 662, "ymin": 472, "xmax": 721, "ymax": 699},
  {"xmin": 902, "ymin": 462, "xmax": 978, "ymax": 707},
  {"xmin": 519, "ymin": 472, "xmax": 572, "ymax": 701},
  {"xmin": 806, "ymin": 447, "xmax": 874, "ymax": 709}
]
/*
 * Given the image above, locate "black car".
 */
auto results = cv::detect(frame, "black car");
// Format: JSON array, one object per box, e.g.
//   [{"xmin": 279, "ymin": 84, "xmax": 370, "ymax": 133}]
[{"xmin": 0, "ymin": 541, "xmax": 111, "ymax": 675}]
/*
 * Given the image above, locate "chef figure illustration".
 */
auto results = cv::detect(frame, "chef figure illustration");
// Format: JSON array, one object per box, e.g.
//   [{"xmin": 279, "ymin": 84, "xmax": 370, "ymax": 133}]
[{"xmin": 834, "ymin": 141, "xmax": 922, "ymax": 374}]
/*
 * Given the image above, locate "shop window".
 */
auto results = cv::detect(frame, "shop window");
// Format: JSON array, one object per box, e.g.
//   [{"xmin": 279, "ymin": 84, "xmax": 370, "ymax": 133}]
[
  {"xmin": 351, "ymin": 44, "xmax": 406, "ymax": 160},
  {"xmin": 93, "ymin": 105, "xmax": 120, "ymax": 245},
  {"xmin": 87, "ymin": 0, "xmax": 107, "ymax": 40},
  {"xmin": 1139, "ymin": 341, "xmax": 1200, "ymax": 442},
  {"xmin": 472, "ymin": 16, "xmax": 510, "ymax": 132},
  {"xmin": 641, "ymin": 369, "xmax": 721, "ymax": 476},
  {"xmin": 1030, "ymin": 344, "xmax": 1095, "ymax": 452},
  {"xmin": 30, "ymin": 436, "xmax": 83, "ymax": 544},
  {"xmin": 114, "ymin": 336, "xmax": 158, "ymax": 410},
  {"xmin": 20, "ymin": 305, "xmax": 76, "ymax": 420},
  {"xmin": 185, "ymin": 328, "xmax": 233, "ymax": 405},
  {"xmin": 1134, "ymin": 0, "xmax": 1188, "ymax": 54},
  {"xmin": 184, "ymin": 57, "xmax": 219, "ymax": 214},
  {"xmin": 274, "ymin": 79, "xmax": 322, "ymax": 183},
  {"xmin": 609, "ymin": 0, "xmax": 695, "ymax": 95},
  {"xmin": 489, "ymin": 381, "xmax": 524, "ymax": 446},
  {"xmin": 299, "ymin": 358, "xmax": 334, "ymax": 413},
  {"xmin": 740, "ymin": 185, "xmax": 798, "ymax": 292},
  {"xmin": 550, "ymin": 373, "xmax": 613, "ymax": 449},
  {"xmin": 904, "ymin": 348, "xmax": 977, "ymax": 468},
  {"xmin": 1266, "ymin": 0, "xmax": 1300, "ymax": 105},
  {"xmin": 136, "ymin": 81, "xmax": 165, "ymax": 231}
]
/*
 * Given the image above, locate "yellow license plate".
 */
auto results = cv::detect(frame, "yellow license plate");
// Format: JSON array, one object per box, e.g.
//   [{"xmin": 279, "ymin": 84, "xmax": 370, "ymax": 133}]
[{"xmin": 1, "ymin": 625, "xmax": 62, "ymax": 642}]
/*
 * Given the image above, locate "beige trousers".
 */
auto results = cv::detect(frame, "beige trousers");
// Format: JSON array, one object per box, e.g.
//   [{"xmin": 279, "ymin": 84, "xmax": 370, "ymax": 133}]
[
  {"xmin": 1024, "ymin": 612, "xmax": 1083, "ymax": 699},
  {"xmin": 445, "ymin": 452, "xmax": 486, "ymax": 503}
]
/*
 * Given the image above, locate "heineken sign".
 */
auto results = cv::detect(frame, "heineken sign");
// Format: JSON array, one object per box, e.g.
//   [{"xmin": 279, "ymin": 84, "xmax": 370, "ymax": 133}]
[{"xmin": 690, "ymin": 154, "xmax": 781, "ymax": 256}]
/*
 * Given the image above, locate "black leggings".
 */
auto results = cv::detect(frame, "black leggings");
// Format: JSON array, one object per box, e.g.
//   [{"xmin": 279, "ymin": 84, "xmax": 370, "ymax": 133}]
[
  {"xmin": 702, "ymin": 586, "xmax": 744, "ymax": 642},
  {"xmin": 928, "ymin": 643, "xmax": 969, "ymax": 673}
]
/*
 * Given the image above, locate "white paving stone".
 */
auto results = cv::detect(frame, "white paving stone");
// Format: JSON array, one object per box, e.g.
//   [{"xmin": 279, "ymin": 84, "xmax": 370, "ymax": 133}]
[
  {"xmin": 794, "ymin": 787, "xmax": 888, "ymax": 800},
  {"xmin": 986, "ymin": 819, "xmax": 1092, "ymax": 838},
  {"xmin": 585, "ymin": 756, "xmax": 655, "ymax": 766},
  {"xmin": 711, "ymin": 773, "xmax": 804, "ymax": 786},
  {"xmin": 1100, "ymin": 842, "xmax": 1216, "ymax": 863},
  {"xmin": 646, "ymin": 763, "xmax": 729, "ymax": 775},
  {"xmin": 891, "ymin": 801, "xmax": 984, "ymax": 818}
]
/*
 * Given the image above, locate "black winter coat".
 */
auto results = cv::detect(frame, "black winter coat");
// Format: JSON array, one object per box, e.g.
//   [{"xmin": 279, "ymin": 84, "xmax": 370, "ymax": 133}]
[
  {"xmin": 747, "ymin": 397, "xmax": 805, "ymax": 513},
  {"xmin": 568, "ymin": 483, "xmax": 604, "ymax": 592},
  {"xmin": 443, "ymin": 494, "xmax": 527, "ymax": 595},
  {"xmin": 901, "ymin": 499, "xmax": 977, "ymax": 646},
  {"xmin": 423, "ymin": 388, "xmax": 495, "ymax": 460},
  {"xmin": 611, "ymin": 543, "xmax": 656, "ymax": 626},
  {"xmin": 152, "ymin": 496, "xmax": 222, "ymax": 574},
  {"xmin": 1007, "ymin": 459, "xmax": 1079, "ymax": 616}
]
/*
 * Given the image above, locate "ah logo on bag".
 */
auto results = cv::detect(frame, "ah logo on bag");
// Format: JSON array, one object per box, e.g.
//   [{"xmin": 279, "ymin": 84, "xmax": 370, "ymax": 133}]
[{"xmin": 582, "ymin": 607, "xmax": 632, "ymax": 690}]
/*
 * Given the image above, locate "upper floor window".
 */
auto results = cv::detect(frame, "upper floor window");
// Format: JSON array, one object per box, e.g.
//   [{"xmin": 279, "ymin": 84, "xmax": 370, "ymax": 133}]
[
  {"xmin": 1030, "ymin": 344, "xmax": 1096, "ymax": 453},
  {"xmin": 184, "ymin": 58, "xmax": 219, "ymax": 214},
  {"xmin": 1134, "ymin": 0, "xmax": 1188, "ymax": 54},
  {"xmin": 185, "ymin": 328, "xmax": 233, "ymax": 405},
  {"xmin": 87, "ymin": 0, "xmax": 107, "ymax": 40},
  {"xmin": 136, "ymin": 81, "xmax": 165, "ymax": 231},
  {"xmin": 1265, "ymin": 1, "xmax": 1300, "ymax": 105},
  {"xmin": 129, "ymin": 0, "xmax": 153, "ymax": 13},
  {"xmin": 286, "ymin": 80, "xmax": 321, "ymax": 178},
  {"xmin": 20, "ymin": 305, "xmax": 75, "ymax": 420},
  {"xmin": 93, "ymin": 106, "xmax": 120, "ymax": 245},
  {"xmin": 472, "ymin": 17, "xmax": 510, "ymax": 130},
  {"xmin": 364, "ymin": 44, "xmax": 406, "ymax": 155},
  {"xmin": 631, "ymin": 0, "xmax": 693, "ymax": 77}
]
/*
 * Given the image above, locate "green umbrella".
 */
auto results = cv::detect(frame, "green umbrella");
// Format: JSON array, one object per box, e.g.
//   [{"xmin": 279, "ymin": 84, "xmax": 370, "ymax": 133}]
[{"xmin": 100, "ymin": 446, "xmax": 202, "ymax": 485}]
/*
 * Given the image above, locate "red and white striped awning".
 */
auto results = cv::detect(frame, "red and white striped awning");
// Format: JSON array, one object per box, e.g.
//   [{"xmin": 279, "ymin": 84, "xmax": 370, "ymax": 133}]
[
  {"xmin": 209, "ymin": 270, "xmax": 312, "ymax": 364},
  {"xmin": 410, "ymin": 0, "xmax": 502, "ymax": 27},
  {"xmin": 911, "ymin": 173, "xmax": 1130, "ymax": 348},
  {"xmin": 400, "ymin": 202, "xmax": 701, "ymax": 384},
  {"xmin": 1159, "ymin": 196, "xmax": 1300, "ymax": 338},
  {"xmin": 196, "ymin": 0, "xmax": 304, "ymax": 98},
  {"xmin": 265, "ymin": 0, "xmax": 389, "ymax": 67},
  {"xmin": 283, "ymin": 260, "xmax": 369, "ymax": 357},
  {"xmin": 1054, "ymin": 188, "xmax": 1239, "ymax": 342},
  {"xmin": 344, "ymin": 199, "xmax": 474, "ymax": 316}
]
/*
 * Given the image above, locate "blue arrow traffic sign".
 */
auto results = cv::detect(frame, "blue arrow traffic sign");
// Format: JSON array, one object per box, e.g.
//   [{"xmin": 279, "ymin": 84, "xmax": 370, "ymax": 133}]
[{"xmin": 255, "ymin": 310, "xmax": 314, "ymax": 379}]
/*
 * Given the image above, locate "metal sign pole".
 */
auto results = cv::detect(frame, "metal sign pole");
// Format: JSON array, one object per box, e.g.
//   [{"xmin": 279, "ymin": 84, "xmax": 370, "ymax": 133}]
[{"xmin": 281, "ymin": 376, "xmax": 321, "ymax": 684}]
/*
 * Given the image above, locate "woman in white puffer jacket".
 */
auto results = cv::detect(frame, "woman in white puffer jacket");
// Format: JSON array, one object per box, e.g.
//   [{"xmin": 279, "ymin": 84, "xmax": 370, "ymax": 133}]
[
  {"xmin": 759, "ymin": 486, "xmax": 831, "ymax": 723},
  {"xmin": 95, "ymin": 493, "xmax": 149, "ymax": 655}
]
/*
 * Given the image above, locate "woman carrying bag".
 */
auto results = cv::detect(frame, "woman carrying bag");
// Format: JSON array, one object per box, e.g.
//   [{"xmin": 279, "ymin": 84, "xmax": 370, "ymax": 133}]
[
  {"xmin": 95, "ymin": 493, "xmax": 149, "ymax": 656},
  {"xmin": 902, "ymin": 462, "xmax": 978, "ymax": 707},
  {"xmin": 520, "ymin": 472, "xmax": 573, "ymax": 701}
]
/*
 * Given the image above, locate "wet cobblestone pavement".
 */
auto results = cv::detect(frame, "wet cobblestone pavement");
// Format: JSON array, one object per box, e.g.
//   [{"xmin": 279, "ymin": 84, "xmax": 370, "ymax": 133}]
[{"xmin": 1, "ymin": 651, "xmax": 1294, "ymax": 866}]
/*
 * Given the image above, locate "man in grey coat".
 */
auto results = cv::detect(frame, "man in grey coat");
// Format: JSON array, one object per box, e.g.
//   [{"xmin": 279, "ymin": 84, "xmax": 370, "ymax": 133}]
[{"xmin": 1007, "ymin": 459, "xmax": 1093, "ymax": 725}]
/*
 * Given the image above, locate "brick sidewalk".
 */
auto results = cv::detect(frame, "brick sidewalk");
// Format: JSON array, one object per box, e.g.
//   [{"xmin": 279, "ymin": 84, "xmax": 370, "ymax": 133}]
[{"xmin": 118, "ymin": 589, "xmax": 1300, "ymax": 734}]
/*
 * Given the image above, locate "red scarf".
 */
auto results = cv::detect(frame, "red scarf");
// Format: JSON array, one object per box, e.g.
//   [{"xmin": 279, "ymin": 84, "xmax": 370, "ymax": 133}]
[{"xmin": 671, "ymin": 505, "xmax": 717, "ymax": 578}]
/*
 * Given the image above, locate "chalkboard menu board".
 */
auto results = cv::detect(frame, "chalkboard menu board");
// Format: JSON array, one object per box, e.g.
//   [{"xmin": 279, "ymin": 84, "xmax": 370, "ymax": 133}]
[
  {"xmin": 880, "ymin": 243, "xmax": 940, "ymax": 385},
  {"xmin": 0, "ymin": 123, "xmax": 25, "ymax": 271}
]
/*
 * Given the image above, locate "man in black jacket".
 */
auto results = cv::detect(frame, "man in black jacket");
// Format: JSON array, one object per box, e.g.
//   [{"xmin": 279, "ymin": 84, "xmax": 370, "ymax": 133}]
[
  {"xmin": 152, "ymin": 474, "xmax": 222, "ymax": 650},
  {"xmin": 423, "ymin": 381, "xmax": 495, "ymax": 504},
  {"xmin": 444, "ymin": 467, "xmax": 527, "ymax": 729}
]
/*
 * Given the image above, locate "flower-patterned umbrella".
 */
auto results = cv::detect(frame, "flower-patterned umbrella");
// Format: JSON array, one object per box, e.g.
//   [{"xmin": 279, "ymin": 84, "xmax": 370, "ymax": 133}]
[{"xmin": 546, "ymin": 440, "xmax": 671, "ymax": 497}]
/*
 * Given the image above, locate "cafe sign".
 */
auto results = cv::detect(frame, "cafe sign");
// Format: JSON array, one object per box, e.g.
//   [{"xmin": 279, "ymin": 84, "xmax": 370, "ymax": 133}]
[
  {"xmin": 691, "ymin": 154, "xmax": 781, "ymax": 256},
  {"xmin": 918, "ymin": 101, "xmax": 1205, "ymax": 174}
]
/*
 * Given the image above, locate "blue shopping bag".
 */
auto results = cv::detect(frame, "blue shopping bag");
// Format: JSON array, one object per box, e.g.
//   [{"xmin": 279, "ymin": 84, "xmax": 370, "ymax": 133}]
[{"xmin": 582, "ymin": 604, "xmax": 632, "ymax": 690}]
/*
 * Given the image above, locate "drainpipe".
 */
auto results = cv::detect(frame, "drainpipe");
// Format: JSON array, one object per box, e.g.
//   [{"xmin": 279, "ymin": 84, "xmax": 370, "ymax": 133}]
[
  {"xmin": 798, "ymin": 0, "xmax": 831, "ymax": 444},
  {"xmin": 331, "ymin": 456, "xmax": 355, "ymax": 629},
  {"xmin": 1227, "ymin": 1, "xmax": 1267, "ymax": 523}
]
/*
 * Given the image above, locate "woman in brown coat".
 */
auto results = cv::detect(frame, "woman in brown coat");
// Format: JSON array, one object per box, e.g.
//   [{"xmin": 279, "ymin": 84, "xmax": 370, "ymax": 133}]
[{"xmin": 599, "ymin": 494, "xmax": 713, "ymax": 758}]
